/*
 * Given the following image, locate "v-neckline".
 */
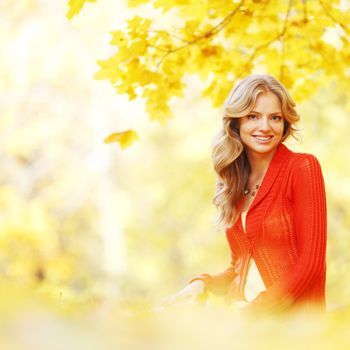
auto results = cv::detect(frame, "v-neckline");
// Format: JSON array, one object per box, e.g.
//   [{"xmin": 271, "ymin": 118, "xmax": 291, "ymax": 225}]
[
  {"xmin": 236, "ymin": 142, "xmax": 290, "ymax": 230},
  {"xmin": 241, "ymin": 211, "xmax": 248, "ymax": 234},
  {"xmin": 237, "ymin": 194, "xmax": 258, "ymax": 236},
  {"xmin": 242, "ymin": 143, "xmax": 291, "ymax": 213}
]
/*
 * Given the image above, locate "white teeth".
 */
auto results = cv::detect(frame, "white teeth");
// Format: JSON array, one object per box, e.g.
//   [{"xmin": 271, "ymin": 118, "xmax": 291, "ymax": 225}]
[{"xmin": 254, "ymin": 136, "xmax": 272, "ymax": 140}]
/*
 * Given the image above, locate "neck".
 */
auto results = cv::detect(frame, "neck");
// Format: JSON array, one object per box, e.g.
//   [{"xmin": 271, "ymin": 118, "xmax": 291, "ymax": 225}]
[{"xmin": 246, "ymin": 148, "xmax": 278, "ymax": 181}]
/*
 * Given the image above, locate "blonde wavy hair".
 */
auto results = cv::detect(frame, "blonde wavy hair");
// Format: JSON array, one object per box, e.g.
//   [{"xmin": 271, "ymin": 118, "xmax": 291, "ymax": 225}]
[{"xmin": 212, "ymin": 74, "xmax": 300, "ymax": 229}]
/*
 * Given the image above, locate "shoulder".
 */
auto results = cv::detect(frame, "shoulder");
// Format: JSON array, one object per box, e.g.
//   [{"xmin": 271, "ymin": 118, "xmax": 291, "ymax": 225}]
[
  {"xmin": 279, "ymin": 146, "xmax": 326, "ymax": 199},
  {"xmin": 289, "ymin": 150, "xmax": 322, "ymax": 171},
  {"xmin": 278, "ymin": 144, "xmax": 324, "ymax": 180},
  {"xmin": 287, "ymin": 150, "xmax": 324, "ymax": 186},
  {"xmin": 279, "ymin": 143, "xmax": 321, "ymax": 169}
]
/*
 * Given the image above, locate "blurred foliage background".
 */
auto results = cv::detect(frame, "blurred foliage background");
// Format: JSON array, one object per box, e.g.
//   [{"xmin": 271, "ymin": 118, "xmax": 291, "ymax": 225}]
[{"xmin": 1, "ymin": 0, "xmax": 350, "ymax": 349}]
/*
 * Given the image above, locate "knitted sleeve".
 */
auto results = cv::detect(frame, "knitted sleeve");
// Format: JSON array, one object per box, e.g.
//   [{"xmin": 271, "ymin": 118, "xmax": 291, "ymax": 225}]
[
  {"xmin": 247, "ymin": 154, "xmax": 327, "ymax": 313},
  {"xmin": 188, "ymin": 242, "xmax": 238, "ymax": 296}
]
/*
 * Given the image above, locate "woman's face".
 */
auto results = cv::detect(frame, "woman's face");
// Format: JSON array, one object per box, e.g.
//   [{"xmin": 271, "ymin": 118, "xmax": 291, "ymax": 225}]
[{"xmin": 238, "ymin": 91, "xmax": 285, "ymax": 157}]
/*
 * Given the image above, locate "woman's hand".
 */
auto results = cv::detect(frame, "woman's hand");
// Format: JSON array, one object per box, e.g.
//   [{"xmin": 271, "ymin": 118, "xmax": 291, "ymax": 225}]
[
  {"xmin": 151, "ymin": 280, "xmax": 206, "ymax": 312},
  {"xmin": 235, "ymin": 300, "xmax": 249, "ymax": 309},
  {"xmin": 234, "ymin": 300, "xmax": 252, "ymax": 316}
]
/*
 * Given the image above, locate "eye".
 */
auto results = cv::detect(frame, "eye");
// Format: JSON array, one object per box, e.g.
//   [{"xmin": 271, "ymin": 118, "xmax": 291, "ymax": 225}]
[
  {"xmin": 247, "ymin": 114, "xmax": 258, "ymax": 120},
  {"xmin": 271, "ymin": 115, "xmax": 283, "ymax": 121}
]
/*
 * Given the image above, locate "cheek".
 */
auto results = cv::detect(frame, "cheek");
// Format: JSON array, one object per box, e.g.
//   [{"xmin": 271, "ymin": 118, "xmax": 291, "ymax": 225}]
[
  {"xmin": 239, "ymin": 121, "xmax": 254, "ymax": 134},
  {"xmin": 240, "ymin": 128, "xmax": 254, "ymax": 140},
  {"xmin": 273, "ymin": 122, "xmax": 284, "ymax": 134}
]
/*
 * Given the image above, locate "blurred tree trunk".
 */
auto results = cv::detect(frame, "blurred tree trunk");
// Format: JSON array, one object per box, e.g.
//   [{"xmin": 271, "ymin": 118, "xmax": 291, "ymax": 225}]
[{"xmin": 90, "ymin": 97, "xmax": 127, "ymax": 297}]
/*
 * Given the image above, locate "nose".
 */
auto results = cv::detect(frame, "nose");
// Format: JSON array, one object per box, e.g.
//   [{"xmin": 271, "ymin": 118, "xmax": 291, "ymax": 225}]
[{"xmin": 258, "ymin": 116, "xmax": 272, "ymax": 132}]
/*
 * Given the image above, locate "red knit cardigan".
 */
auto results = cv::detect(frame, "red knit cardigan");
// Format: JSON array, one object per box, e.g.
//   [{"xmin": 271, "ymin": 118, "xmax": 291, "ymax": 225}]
[{"xmin": 190, "ymin": 142, "xmax": 327, "ymax": 313}]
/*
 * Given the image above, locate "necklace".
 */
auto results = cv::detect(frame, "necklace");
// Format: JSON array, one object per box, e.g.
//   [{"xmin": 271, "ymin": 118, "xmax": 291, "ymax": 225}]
[{"xmin": 244, "ymin": 184, "xmax": 260, "ymax": 197}]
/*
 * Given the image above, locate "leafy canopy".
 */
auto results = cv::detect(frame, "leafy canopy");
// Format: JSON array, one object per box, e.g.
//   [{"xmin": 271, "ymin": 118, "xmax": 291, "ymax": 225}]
[{"xmin": 68, "ymin": 0, "xmax": 350, "ymax": 148}]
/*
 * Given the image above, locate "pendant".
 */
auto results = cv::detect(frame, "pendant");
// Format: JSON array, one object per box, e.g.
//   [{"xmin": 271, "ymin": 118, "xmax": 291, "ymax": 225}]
[{"xmin": 244, "ymin": 184, "xmax": 260, "ymax": 197}]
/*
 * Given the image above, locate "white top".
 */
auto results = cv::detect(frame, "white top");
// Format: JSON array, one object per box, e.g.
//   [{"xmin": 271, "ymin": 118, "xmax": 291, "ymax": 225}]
[{"xmin": 241, "ymin": 211, "xmax": 266, "ymax": 302}]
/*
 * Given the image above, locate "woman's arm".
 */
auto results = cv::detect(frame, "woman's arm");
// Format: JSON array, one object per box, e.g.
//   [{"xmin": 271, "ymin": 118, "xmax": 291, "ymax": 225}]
[
  {"xmin": 189, "ymin": 249, "xmax": 238, "ymax": 296},
  {"xmin": 246, "ymin": 154, "xmax": 327, "ymax": 313}
]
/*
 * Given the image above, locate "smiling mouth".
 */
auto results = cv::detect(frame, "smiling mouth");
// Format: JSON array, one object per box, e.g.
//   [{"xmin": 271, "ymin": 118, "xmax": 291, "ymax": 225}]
[{"xmin": 253, "ymin": 135, "xmax": 273, "ymax": 141}]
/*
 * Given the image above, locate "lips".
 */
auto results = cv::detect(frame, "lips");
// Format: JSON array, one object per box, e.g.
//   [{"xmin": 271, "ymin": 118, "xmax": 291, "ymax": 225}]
[{"xmin": 253, "ymin": 135, "xmax": 273, "ymax": 143}]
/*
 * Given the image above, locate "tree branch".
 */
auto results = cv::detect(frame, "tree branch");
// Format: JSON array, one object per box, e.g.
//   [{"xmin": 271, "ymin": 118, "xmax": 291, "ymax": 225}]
[
  {"xmin": 149, "ymin": 30, "xmax": 188, "ymax": 43},
  {"xmin": 280, "ymin": 0, "xmax": 294, "ymax": 81},
  {"xmin": 302, "ymin": 0, "xmax": 308, "ymax": 23},
  {"xmin": 245, "ymin": 0, "xmax": 293, "ymax": 68},
  {"xmin": 318, "ymin": 0, "xmax": 350, "ymax": 38},
  {"xmin": 154, "ymin": 0, "xmax": 245, "ymax": 71}
]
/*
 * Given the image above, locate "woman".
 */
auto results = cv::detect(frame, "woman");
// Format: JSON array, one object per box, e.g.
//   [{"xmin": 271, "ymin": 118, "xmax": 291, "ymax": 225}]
[{"xmin": 157, "ymin": 74, "xmax": 327, "ymax": 314}]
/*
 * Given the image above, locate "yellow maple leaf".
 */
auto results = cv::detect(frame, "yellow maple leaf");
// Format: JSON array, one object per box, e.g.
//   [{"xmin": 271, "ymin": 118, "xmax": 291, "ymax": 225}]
[
  {"xmin": 104, "ymin": 130, "xmax": 139, "ymax": 149},
  {"xmin": 110, "ymin": 30, "xmax": 128, "ymax": 47},
  {"xmin": 66, "ymin": 0, "xmax": 97, "ymax": 20}
]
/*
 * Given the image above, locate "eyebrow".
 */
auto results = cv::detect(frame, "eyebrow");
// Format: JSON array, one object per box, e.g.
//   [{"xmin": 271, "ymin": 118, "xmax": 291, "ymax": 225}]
[{"xmin": 250, "ymin": 111, "xmax": 283, "ymax": 115}]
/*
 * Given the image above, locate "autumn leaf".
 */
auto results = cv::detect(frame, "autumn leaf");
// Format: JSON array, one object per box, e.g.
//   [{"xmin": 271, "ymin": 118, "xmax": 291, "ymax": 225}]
[
  {"xmin": 72, "ymin": 0, "xmax": 350, "ymax": 137},
  {"xmin": 104, "ymin": 130, "xmax": 139, "ymax": 149},
  {"xmin": 66, "ymin": 0, "xmax": 97, "ymax": 20}
]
